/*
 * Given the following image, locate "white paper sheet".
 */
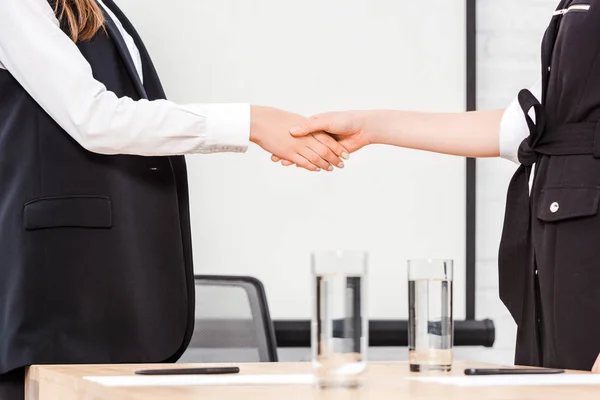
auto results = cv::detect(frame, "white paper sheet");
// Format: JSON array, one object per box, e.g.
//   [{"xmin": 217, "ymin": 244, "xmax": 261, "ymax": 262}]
[
  {"xmin": 410, "ymin": 374, "xmax": 600, "ymax": 387},
  {"xmin": 84, "ymin": 374, "xmax": 315, "ymax": 387}
]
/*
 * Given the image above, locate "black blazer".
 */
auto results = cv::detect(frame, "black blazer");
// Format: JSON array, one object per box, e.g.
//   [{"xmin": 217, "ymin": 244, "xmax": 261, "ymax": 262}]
[
  {"xmin": 499, "ymin": 0, "xmax": 600, "ymax": 371},
  {"xmin": 0, "ymin": 0, "xmax": 194, "ymax": 374}
]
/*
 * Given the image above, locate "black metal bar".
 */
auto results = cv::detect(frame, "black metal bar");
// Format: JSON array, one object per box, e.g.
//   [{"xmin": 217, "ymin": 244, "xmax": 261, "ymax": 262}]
[
  {"xmin": 466, "ymin": 160, "xmax": 476, "ymax": 320},
  {"xmin": 465, "ymin": 0, "xmax": 477, "ymax": 320},
  {"xmin": 274, "ymin": 319, "xmax": 495, "ymax": 348},
  {"xmin": 466, "ymin": 0, "xmax": 477, "ymax": 112}
]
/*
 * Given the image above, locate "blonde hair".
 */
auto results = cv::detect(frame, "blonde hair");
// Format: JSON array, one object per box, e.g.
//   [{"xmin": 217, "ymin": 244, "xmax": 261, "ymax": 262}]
[{"xmin": 53, "ymin": 0, "xmax": 105, "ymax": 42}]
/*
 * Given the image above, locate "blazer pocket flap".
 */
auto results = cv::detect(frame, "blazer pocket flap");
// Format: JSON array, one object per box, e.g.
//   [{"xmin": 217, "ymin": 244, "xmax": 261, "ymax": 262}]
[
  {"xmin": 537, "ymin": 186, "xmax": 600, "ymax": 222},
  {"xmin": 24, "ymin": 196, "xmax": 112, "ymax": 230}
]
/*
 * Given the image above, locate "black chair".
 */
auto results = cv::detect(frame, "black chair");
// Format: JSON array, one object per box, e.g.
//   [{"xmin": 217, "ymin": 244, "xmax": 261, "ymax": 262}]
[{"xmin": 178, "ymin": 275, "xmax": 278, "ymax": 363}]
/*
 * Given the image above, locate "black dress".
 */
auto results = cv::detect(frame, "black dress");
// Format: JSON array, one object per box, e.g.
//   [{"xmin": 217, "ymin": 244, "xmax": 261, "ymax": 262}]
[
  {"xmin": 499, "ymin": 0, "xmax": 600, "ymax": 371},
  {"xmin": 0, "ymin": 1, "xmax": 195, "ymax": 398}
]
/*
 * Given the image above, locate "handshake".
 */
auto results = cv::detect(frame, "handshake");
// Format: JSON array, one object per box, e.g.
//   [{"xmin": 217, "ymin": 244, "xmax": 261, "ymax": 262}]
[{"xmin": 250, "ymin": 105, "xmax": 370, "ymax": 172}]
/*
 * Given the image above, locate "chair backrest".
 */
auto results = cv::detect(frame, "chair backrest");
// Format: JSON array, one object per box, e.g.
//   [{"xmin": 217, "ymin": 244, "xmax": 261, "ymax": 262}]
[{"xmin": 178, "ymin": 275, "xmax": 278, "ymax": 363}]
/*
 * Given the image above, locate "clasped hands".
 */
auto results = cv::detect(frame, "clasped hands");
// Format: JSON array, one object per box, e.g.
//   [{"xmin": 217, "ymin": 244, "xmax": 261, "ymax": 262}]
[{"xmin": 250, "ymin": 106, "xmax": 369, "ymax": 171}]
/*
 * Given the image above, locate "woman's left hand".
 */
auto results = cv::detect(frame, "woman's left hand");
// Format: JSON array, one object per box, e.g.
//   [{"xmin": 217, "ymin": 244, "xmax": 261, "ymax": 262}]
[{"xmin": 593, "ymin": 353, "xmax": 600, "ymax": 373}]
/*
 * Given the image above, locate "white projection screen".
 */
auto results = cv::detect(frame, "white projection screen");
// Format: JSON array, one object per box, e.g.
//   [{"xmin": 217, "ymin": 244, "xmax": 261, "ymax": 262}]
[{"xmin": 117, "ymin": 0, "xmax": 468, "ymax": 321}]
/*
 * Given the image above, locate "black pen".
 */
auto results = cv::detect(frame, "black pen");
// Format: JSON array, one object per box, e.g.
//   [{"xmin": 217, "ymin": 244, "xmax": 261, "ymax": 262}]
[
  {"xmin": 464, "ymin": 368, "xmax": 564, "ymax": 376},
  {"xmin": 135, "ymin": 367, "xmax": 240, "ymax": 375}
]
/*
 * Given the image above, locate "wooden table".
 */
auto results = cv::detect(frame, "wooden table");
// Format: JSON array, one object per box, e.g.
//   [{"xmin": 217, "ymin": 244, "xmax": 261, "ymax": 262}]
[{"xmin": 25, "ymin": 361, "xmax": 600, "ymax": 399}]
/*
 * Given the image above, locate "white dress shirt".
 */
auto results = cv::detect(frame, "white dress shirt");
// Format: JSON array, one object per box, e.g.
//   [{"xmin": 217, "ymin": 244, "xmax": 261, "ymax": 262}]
[{"xmin": 0, "ymin": 0, "xmax": 250, "ymax": 156}]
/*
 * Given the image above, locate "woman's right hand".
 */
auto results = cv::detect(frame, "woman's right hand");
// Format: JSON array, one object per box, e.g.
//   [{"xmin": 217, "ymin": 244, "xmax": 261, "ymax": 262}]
[{"xmin": 271, "ymin": 111, "xmax": 373, "ymax": 166}]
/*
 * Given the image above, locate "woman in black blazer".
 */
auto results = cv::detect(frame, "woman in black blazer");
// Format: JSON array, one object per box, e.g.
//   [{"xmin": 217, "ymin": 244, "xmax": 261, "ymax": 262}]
[{"xmin": 0, "ymin": 0, "xmax": 347, "ymax": 398}]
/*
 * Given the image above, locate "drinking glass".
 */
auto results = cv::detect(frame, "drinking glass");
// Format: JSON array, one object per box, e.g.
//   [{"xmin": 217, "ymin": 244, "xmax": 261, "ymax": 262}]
[
  {"xmin": 311, "ymin": 251, "xmax": 368, "ymax": 388},
  {"xmin": 407, "ymin": 259, "xmax": 453, "ymax": 372}
]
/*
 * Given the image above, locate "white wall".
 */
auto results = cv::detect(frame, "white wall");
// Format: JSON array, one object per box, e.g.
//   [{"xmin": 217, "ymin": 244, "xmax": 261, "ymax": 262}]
[
  {"xmin": 119, "ymin": 0, "xmax": 556, "ymax": 363},
  {"xmin": 117, "ymin": 0, "xmax": 470, "ymax": 322},
  {"xmin": 279, "ymin": 0, "xmax": 558, "ymax": 363}
]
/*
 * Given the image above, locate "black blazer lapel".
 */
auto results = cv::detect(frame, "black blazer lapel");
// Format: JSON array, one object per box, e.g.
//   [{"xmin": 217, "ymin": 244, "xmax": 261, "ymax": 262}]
[{"xmin": 99, "ymin": 2, "xmax": 148, "ymax": 99}]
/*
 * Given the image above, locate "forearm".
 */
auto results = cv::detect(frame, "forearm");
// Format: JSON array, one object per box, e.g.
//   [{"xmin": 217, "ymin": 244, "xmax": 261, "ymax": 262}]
[{"xmin": 364, "ymin": 109, "xmax": 504, "ymax": 158}]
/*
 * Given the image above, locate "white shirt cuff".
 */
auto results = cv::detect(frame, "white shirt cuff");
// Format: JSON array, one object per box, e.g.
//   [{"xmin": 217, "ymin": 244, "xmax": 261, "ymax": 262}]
[
  {"xmin": 185, "ymin": 103, "xmax": 250, "ymax": 154},
  {"xmin": 499, "ymin": 79, "xmax": 542, "ymax": 164}
]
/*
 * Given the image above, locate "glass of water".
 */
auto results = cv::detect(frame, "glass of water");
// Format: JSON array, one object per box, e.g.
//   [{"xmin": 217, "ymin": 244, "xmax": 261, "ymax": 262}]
[
  {"xmin": 407, "ymin": 259, "xmax": 453, "ymax": 372},
  {"xmin": 311, "ymin": 250, "xmax": 368, "ymax": 388}
]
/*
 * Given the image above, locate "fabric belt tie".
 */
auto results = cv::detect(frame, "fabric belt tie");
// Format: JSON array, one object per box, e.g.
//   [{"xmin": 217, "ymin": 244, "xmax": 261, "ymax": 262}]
[
  {"xmin": 498, "ymin": 88, "xmax": 600, "ymax": 323},
  {"xmin": 517, "ymin": 94, "xmax": 600, "ymax": 165}
]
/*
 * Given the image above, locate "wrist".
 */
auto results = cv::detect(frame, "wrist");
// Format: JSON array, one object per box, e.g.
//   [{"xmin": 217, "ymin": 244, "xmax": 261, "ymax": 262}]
[
  {"xmin": 358, "ymin": 110, "xmax": 383, "ymax": 145},
  {"xmin": 249, "ymin": 105, "xmax": 272, "ymax": 146},
  {"xmin": 249, "ymin": 105, "xmax": 263, "ymax": 145},
  {"xmin": 364, "ymin": 110, "xmax": 403, "ymax": 146}
]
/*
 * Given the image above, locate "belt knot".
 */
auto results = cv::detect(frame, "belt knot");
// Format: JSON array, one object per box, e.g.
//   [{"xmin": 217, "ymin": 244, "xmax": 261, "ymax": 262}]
[
  {"xmin": 517, "ymin": 137, "xmax": 538, "ymax": 167},
  {"xmin": 515, "ymin": 89, "xmax": 547, "ymax": 167}
]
